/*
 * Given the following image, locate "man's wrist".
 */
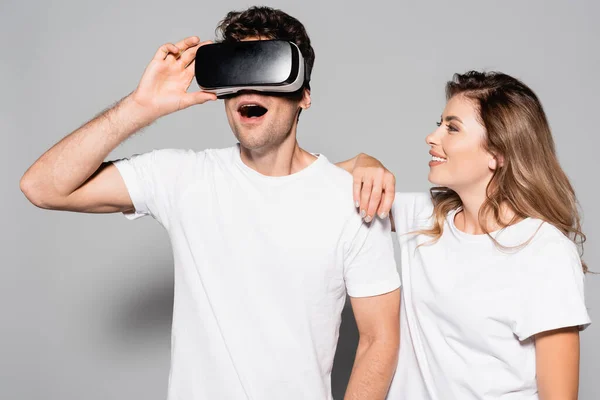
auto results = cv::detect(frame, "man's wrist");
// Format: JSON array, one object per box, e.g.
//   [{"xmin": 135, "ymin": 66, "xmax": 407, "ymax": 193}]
[{"xmin": 122, "ymin": 93, "xmax": 160, "ymax": 126}]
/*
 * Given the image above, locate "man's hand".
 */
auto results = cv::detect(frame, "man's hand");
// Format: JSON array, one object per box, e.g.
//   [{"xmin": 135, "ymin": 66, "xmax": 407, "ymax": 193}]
[
  {"xmin": 20, "ymin": 36, "xmax": 216, "ymax": 212},
  {"xmin": 131, "ymin": 36, "xmax": 217, "ymax": 120}
]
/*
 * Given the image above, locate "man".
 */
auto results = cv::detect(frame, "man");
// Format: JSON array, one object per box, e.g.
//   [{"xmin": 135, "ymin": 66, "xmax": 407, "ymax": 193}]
[{"xmin": 20, "ymin": 6, "xmax": 400, "ymax": 400}]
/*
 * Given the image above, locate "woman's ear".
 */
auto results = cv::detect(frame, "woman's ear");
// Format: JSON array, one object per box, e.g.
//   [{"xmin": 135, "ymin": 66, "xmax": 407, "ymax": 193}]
[{"xmin": 489, "ymin": 153, "xmax": 505, "ymax": 170}]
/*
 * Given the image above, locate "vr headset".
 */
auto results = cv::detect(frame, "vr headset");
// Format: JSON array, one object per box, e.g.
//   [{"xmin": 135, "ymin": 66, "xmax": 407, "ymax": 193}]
[{"xmin": 194, "ymin": 40, "xmax": 309, "ymax": 97}]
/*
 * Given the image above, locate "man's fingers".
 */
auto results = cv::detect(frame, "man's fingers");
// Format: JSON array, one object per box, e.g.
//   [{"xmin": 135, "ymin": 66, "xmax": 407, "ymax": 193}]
[
  {"xmin": 165, "ymin": 36, "xmax": 202, "ymax": 62},
  {"xmin": 173, "ymin": 36, "xmax": 201, "ymax": 54},
  {"xmin": 180, "ymin": 91, "xmax": 217, "ymax": 109},
  {"xmin": 179, "ymin": 45, "xmax": 200, "ymax": 67},
  {"xmin": 153, "ymin": 43, "xmax": 181, "ymax": 61},
  {"xmin": 180, "ymin": 40, "xmax": 213, "ymax": 68},
  {"xmin": 186, "ymin": 60, "xmax": 196, "ymax": 73}
]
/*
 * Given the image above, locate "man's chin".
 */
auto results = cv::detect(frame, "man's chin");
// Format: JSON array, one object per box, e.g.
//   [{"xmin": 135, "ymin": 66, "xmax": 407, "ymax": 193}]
[{"xmin": 235, "ymin": 133, "xmax": 271, "ymax": 150}]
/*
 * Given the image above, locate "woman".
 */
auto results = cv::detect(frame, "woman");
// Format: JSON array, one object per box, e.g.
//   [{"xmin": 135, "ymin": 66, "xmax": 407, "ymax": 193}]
[{"xmin": 340, "ymin": 71, "xmax": 591, "ymax": 399}]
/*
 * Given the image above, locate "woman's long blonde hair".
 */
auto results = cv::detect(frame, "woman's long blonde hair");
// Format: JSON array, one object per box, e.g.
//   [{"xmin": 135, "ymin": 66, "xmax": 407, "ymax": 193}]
[{"xmin": 420, "ymin": 71, "xmax": 587, "ymax": 272}]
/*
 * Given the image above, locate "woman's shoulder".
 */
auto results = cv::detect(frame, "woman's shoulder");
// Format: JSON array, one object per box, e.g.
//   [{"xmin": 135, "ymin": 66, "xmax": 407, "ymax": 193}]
[
  {"xmin": 527, "ymin": 221, "xmax": 579, "ymax": 255},
  {"xmin": 394, "ymin": 192, "xmax": 432, "ymax": 210},
  {"xmin": 394, "ymin": 192, "xmax": 433, "ymax": 216},
  {"xmin": 514, "ymin": 220, "xmax": 583, "ymax": 277},
  {"xmin": 392, "ymin": 192, "xmax": 434, "ymax": 233}
]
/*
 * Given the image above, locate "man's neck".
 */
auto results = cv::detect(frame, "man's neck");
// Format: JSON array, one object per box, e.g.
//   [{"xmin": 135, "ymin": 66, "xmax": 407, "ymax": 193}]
[{"xmin": 239, "ymin": 133, "xmax": 317, "ymax": 177}]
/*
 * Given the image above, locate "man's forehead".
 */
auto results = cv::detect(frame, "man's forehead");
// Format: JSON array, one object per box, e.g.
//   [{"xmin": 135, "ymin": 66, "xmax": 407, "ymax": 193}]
[{"xmin": 240, "ymin": 36, "xmax": 270, "ymax": 42}]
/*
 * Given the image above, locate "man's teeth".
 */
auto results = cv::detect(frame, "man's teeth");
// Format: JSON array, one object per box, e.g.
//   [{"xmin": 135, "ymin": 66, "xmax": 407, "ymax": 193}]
[
  {"xmin": 431, "ymin": 156, "xmax": 447, "ymax": 162},
  {"xmin": 239, "ymin": 103, "xmax": 268, "ymax": 118}
]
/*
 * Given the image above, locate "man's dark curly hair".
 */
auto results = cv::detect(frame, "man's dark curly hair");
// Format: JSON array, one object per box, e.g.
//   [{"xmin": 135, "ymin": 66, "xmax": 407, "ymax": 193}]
[{"xmin": 216, "ymin": 6, "xmax": 315, "ymax": 90}]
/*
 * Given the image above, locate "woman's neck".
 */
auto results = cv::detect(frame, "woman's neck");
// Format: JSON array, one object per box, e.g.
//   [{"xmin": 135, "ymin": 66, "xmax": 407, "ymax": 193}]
[{"xmin": 453, "ymin": 186, "xmax": 517, "ymax": 235}]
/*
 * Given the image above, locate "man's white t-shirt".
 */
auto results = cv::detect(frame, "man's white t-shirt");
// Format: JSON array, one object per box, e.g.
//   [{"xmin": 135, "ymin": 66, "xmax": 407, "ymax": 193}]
[
  {"xmin": 112, "ymin": 146, "xmax": 400, "ymax": 400},
  {"xmin": 388, "ymin": 192, "xmax": 590, "ymax": 400}
]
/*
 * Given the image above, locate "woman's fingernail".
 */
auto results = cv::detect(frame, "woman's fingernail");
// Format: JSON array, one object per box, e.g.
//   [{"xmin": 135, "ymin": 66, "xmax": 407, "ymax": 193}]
[
  {"xmin": 355, "ymin": 200, "xmax": 360, "ymax": 208},
  {"xmin": 379, "ymin": 212, "xmax": 388, "ymax": 219},
  {"xmin": 360, "ymin": 209, "xmax": 366, "ymax": 218},
  {"xmin": 364, "ymin": 215, "xmax": 373, "ymax": 223}
]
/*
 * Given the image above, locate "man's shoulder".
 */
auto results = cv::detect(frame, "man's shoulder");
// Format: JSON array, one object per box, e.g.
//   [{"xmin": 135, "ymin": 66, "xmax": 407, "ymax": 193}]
[
  {"xmin": 114, "ymin": 146, "xmax": 238, "ymax": 180},
  {"xmin": 315, "ymin": 155, "xmax": 354, "ymax": 187},
  {"xmin": 308, "ymin": 157, "xmax": 362, "ymax": 207},
  {"xmin": 149, "ymin": 146, "xmax": 237, "ymax": 165},
  {"xmin": 296, "ymin": 155, "xmax": 359, "ymax": 219},
  {"xmin": 202, "ymin": 145, "xmax": 238, "ymax": 157}
]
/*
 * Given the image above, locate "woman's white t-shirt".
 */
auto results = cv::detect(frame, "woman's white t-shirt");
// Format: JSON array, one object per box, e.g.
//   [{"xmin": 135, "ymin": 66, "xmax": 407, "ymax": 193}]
[{"xmin": 388, "ymin": 192, "xmax": 590, "ymax": 400}]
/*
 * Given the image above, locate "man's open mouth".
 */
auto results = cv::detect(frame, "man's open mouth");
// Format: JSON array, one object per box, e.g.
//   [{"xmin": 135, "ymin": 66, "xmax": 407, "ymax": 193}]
[{"xmin": 238, "ymin": 104, "xmax": 268, "ymax": 118}]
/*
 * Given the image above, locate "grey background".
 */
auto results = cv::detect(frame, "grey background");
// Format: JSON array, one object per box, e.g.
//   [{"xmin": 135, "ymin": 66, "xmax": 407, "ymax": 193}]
[{"xmin": 1, "ymin": 0, "xmax": 598, "ymax": 398}]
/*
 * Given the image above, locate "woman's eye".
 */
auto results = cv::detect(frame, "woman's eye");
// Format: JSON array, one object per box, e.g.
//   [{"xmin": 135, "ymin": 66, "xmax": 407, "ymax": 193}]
[{"xmin": 446, "ymin": 124, "xmax": 459, "ymax": 132}]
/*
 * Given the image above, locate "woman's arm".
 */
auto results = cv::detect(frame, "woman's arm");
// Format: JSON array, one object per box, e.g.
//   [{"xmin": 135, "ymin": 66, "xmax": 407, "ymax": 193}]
[
  {"xmin": 335, "ymin": 153, "xmax": 396, "ymax": 222},
  {"xmin": 535, "ymin": 326, "xmax": 580, "ymax": 400}
]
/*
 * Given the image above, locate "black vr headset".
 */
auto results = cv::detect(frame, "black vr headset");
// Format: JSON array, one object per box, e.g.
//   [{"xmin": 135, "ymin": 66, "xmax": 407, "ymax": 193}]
[{"xmin": 194, "ymin": 40, "xmax": 310, "ymax": 98}]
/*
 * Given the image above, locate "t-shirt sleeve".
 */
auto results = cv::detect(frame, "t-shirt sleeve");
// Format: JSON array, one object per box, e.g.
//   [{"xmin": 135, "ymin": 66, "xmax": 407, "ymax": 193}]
[
  {"xmin": 513, "ymin": 239, "xmax": 591, "ymax": 341},
  {"xmin": 342, "ymin": 216, "xmax": 401, "ymax": 298},
  {"xmin": 111, "ymin": 149, "xmax": 198, "ymax": 227}
]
